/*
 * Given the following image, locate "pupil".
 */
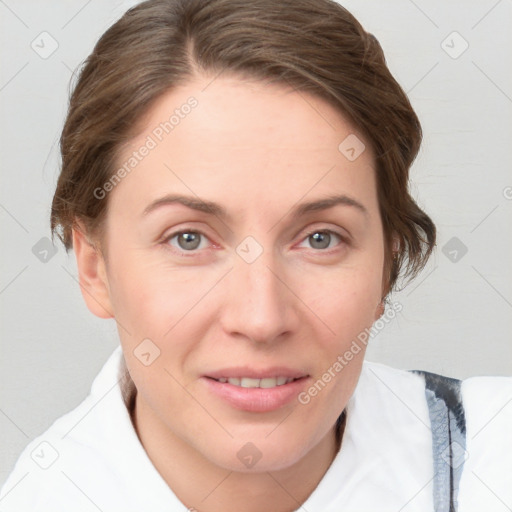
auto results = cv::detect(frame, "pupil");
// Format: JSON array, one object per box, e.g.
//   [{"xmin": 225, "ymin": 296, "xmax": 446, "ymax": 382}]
[
  {"xmin": 310, "ymin": 232, "xmax": 330, "ymax": 249},
  {"xmin": 179, "ymin": 232, "xmax": 200, "ymax": 250}
]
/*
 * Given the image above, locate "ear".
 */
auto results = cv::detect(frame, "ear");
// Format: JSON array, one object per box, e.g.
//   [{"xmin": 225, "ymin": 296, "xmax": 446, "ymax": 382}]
[{"xmin": 72, "ymin": 223, "xmax": 114, "ymax": 319}]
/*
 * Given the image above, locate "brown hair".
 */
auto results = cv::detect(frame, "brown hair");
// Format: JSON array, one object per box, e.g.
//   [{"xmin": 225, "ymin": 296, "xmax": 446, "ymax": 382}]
[{"xmin": 51, "ymin": 0, "xmax": 435, "ymax": 296}]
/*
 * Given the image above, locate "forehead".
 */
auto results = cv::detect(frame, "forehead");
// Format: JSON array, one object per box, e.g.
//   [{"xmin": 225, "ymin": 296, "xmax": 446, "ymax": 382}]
[{"xmin": 109, "ymin": 75, "xmax": 377, "ymax": 217}]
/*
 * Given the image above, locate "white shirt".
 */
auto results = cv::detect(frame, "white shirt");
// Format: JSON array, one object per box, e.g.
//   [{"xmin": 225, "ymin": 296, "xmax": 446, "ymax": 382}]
[{"xmin": 1, "ymin": 345, "xmax": 511, "ymax": 511}]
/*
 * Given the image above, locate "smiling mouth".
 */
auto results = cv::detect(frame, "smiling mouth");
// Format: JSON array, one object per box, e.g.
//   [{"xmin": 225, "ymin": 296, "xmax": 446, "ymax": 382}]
[
  {"xmin": 203, "ymin": 374, "xmax": 310, "ymax": 412},
  {"xmin": 209, "ymin": 376, "xmax": 303, "ymax": 388}
]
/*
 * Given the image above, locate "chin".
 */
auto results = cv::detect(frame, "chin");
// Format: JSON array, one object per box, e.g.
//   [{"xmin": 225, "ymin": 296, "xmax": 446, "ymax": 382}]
[{"xmin": 201, "ymin": 427, "xmax": 323, "ymax": 473}]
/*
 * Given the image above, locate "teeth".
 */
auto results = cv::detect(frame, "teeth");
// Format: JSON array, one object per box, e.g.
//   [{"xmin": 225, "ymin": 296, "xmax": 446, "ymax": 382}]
[
  {"xmin": 221, "ymin": 377, "xmax": 296, "ymax": 388},
  {"xmin": 260, "ymin": 378, "xmax": 277, "ymax": 388},
  {"xmin": 241, "ymin": 377, "xmax": 260, "ymax": 388}
]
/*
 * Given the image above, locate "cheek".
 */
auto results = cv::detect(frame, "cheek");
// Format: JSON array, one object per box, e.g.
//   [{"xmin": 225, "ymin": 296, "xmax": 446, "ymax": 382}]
[
  {"xmin": 106, "ymin": 248, "xmax": 192, "ymax": 331},
  {"xmin": 295, "ymin": 266, "xmax": 380, "ymax": 421},
  {"xmin": 108, "ymin": 268, "xmax": 171, "ymax": 333},
  {"xmin": 110, "ymin": 261, "xmax": 205, "ymax": 409},
  {"xmin": 302, "ymin": 261, "xmax": 383, "ymax": 337},
  {"xmin": 106, "ymin": 253, "xmax": 221, "ymax": 380}
]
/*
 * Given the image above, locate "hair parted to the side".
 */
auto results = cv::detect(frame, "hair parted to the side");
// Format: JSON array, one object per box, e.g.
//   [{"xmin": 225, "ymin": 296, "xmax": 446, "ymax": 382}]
[{"xmin": 51, "ymin": 0, "xmax": 436, "ymax": 296}]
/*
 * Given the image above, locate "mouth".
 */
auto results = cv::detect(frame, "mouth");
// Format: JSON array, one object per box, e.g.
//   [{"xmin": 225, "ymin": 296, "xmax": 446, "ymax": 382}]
[
  {"xmin": 208, "ymin": 376, "xmax": 302, "ymax": 388},
  {"xmin": 202, "ymin": 370, "xmax": 310, "ymax": 412}
]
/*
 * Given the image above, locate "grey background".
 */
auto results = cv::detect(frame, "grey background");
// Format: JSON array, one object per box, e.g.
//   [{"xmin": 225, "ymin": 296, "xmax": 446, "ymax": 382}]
[{"xmin": 1, "ymin": 0, "xmax": 511, "ymax": 488}]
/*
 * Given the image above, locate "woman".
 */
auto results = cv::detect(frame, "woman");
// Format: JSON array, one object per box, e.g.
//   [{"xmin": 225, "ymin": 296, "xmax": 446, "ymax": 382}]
[{"xmin": 1, "ymin": 0, "xmax": 510, "ymax": 510}]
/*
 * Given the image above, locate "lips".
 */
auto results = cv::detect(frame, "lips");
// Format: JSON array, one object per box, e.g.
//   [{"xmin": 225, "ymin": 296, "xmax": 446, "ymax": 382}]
[
  {"xmin": 206, "ymin": 367, "xmax": 307, "ymax": 381},
  {"xmin": 202, "ymin": 367, "xmax": 310, "ymax": 412},
  {"xmin": 213, "ymin": 376, "xmax": 298, "ymax": 388}
]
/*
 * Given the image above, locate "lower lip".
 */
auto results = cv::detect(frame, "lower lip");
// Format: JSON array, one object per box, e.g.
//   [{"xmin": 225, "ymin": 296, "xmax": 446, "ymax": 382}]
[{"xmin": 202, "ymin": 377, "xmax": 309, "ymax": 412}]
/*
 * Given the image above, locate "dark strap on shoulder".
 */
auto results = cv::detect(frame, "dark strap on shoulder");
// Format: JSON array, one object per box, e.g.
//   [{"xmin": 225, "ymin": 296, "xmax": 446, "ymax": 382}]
[{"xmin": 411, "ymin": 370, "xmax": 466, "ymax": 512}]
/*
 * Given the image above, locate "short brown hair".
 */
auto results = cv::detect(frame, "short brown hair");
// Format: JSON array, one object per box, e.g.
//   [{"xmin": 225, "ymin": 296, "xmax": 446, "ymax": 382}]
[{"xmin": 51, "ymin": 0, "xmax": 435, "ymax": 295}]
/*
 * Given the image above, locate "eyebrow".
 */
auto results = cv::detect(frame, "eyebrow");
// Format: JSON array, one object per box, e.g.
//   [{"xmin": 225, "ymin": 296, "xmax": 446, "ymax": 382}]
[
  {"xmin": 142, "ymin": 193, "xmax": 368, "ymax": 221},
  {"xmin": 292, "ymin": 194, "xmax": 368, "ymax": 219},
  {"xmin": 143, "ymin": 194, "xmax": 230, "ymax": 221}
]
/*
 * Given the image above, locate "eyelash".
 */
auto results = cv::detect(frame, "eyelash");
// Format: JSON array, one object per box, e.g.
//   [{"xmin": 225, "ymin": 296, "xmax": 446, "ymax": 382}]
[
  {"xmin": 161, "ymin": 227, "xmax": 348, "ymax": 256},
  {"xmin": 298, "ymin": 229, "xmax": 346, "ymax": 251}
]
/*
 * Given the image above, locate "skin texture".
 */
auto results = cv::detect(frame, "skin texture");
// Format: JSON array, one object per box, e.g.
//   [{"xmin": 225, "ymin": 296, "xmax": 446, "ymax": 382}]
[{"xmin": 72, "ymin": 74, "xmax": 386, "ymax": 512}]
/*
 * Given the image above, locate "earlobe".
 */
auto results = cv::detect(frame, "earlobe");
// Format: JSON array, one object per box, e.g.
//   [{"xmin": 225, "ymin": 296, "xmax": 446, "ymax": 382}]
[{"xmin": 72, "ymin": 224, "xmax": 114, "ymax": 319}]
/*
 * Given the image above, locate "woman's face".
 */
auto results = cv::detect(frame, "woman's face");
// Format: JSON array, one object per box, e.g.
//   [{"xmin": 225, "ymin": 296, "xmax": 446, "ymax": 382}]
[{"xmin": 86, "ymin": 75, "xmax": 386, "ymax": 472}]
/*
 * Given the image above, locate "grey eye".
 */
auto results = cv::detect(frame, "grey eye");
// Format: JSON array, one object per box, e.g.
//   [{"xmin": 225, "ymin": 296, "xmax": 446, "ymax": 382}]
[
  {"xmin": 175, "ymin": 232, "xmax": 202, "ymax": 250},
  {"xmin": 308, "ymin": 231, "xmax": 332, "ymax": 249}
]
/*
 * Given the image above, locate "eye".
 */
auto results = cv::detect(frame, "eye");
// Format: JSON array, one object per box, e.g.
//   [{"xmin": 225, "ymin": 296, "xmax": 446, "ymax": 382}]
[
  {"xmin": 166, "ymin": 231, "xmax": 209, "ymax": 251},
  {"xmin": 298, "ymin": 230, "xmax": 343, "ymax": 250}
]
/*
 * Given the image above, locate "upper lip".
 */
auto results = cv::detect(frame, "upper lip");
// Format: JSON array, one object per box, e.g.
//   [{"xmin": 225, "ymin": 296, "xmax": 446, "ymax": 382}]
[{"xmin": 205, "ymin": 367, "xmax": 309, "ymax": 380}]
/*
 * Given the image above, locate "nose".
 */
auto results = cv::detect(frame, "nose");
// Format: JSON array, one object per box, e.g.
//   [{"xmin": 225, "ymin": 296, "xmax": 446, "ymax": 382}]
[{"xmin": 219, "ymin": 249, "xmax": 298, "ymax": 345}]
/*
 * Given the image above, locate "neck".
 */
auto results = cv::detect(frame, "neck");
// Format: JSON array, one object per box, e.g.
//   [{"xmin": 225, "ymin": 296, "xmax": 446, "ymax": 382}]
[{"xmin": 131, "ymin": 393, "xmax": 342, "ymax": 512}]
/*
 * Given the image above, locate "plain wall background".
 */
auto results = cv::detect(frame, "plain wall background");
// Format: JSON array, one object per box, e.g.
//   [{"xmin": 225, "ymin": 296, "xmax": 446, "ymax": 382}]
[{"xmin": 1, "ymin": 0, "xmax": 511, "ymax": 488}]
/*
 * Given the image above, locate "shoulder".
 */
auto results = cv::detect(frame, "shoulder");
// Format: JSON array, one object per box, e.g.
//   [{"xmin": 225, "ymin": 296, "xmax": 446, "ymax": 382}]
[
  {"xmin": 0, "ymin": 347, "xmax": 132, "ymax": 511},
  {"xmin": 459, "ymin": 372, "xmax": 512, "ymax": 442},
  {"xmin": 358, "ymin": 359, "xmax": 429, "ymax": 401},
  {"xmin": 349, "ymin": 359, "xmax": 434, "ymax": 444},
  {"xmin": 361, "ymin": 359, "xmax": 512, "ymax": 423},
  {"xmin": 361, "ymin": 361, "xmax": 512, "ymax": 508},
  {"xmin": 461, "ymin": 372, "xmax": 512, "ymax": 417},
  {"xmin": 357, "ymin": 360, "xmax": 512, "ymax": 454},
  {"xmin": 460, "ymin": 372, "xmax": 512, "ymax": 445},
  {"xmin": 1, "ymin": 346, "xmax": 178, "ymax": 511},
  {"xmin": 458, "ymin": 373, "xmax": 512, "ymax": 508}
]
